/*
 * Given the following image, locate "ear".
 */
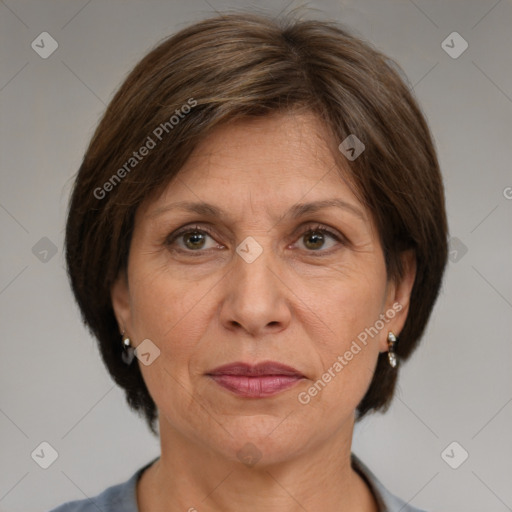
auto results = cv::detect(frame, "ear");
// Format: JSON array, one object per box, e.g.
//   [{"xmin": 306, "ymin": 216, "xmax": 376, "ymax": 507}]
[
  {"xmin": 110, "ymin": 270, "xmax": 132, "ymax": 335},
  {"xmin": 380, "ymin": 249, "xmax": 417, "ymax": 352}
]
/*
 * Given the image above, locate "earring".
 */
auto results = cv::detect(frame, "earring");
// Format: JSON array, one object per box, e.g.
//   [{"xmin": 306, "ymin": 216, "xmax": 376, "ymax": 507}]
[
  {"xmin": 387, "ymin": 332, "xmax": 398, "ymax": 368},
  {"xmin": 121, "ymin": 332, "xmax": 135, "ymax": 365}
]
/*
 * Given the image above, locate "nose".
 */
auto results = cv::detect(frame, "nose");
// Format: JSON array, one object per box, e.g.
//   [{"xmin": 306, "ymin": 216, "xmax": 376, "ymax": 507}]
[{"xmin": 219, "ymin": 240, "xmax": 292, "ymax": 337}]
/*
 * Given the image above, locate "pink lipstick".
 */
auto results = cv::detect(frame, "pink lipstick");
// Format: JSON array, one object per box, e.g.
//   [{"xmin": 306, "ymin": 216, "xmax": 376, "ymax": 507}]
[{"xmin": 207, "ymin": 361, "xmax": 304, "ymax": 398}]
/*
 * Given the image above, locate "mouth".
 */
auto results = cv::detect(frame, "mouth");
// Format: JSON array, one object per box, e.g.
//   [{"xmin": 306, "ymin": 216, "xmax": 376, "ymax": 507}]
[{"xmin": 206, "ymin": 361, "xmax": 305, "ymax": 398}]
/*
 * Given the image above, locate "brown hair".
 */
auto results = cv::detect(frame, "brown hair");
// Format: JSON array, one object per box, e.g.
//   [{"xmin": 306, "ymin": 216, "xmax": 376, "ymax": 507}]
[{"xmin": 65, "ymin": 12, "xmax": 448, "ymax": 435}]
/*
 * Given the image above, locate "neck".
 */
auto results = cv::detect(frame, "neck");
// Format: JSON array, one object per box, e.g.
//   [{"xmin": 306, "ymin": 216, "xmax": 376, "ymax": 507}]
[{"xmin": 137, "ymin": 416, "xmax": 378, "ymax": 512}]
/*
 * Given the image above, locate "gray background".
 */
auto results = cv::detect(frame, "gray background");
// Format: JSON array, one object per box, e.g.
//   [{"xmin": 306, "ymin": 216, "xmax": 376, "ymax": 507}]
[{"xmin": 1, "ymin": 1, "xmax": 511, "ymax": 511}]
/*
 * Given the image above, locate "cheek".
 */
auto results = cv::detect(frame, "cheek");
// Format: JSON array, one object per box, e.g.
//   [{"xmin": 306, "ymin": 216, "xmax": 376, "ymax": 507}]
[
  {"xmin": 324, "ymin": 262, "xmax": 387, "ymax": 338},
  {"xmin": 129, "ymin": 265, "xmax": 206, "ymax": 341},
  {"xmin": 127, "ymin": 266, "xmax": 218, "ymax": 401},
  {"xmin": 127, "ymin": 272, "xmax": 213, "ymax": 434},
  {"xmin": 307, "ymin": 271, "xmax": 386, "ymax": 406}
]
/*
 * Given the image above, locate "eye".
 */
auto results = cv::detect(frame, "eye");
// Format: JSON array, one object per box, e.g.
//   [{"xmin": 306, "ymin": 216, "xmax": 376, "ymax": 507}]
[
  {"xmin": 293, "ymin": 224, "xmax": 345, "ymax": 254},
  {"xmin": 165, "ymin": 223, "xmax": 346, "ymax": 255},
  {"xmin": 165, "ymin": 225, "xmax": 221, "ymax": 254}
]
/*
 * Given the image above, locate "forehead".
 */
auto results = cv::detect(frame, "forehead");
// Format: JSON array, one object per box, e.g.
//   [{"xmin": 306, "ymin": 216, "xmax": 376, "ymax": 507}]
[
  {"xmin": 142, "ymin": 111, "xmax": 367, "ymax": 223},
  {"xmin": 182, "ymin": 111, "xmax": 340, "ymax": 183}
]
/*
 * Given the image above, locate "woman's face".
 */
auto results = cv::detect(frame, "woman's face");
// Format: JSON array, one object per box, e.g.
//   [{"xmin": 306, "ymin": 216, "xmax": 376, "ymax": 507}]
[{"xmin": 112, "ymin": 112, "xmax": 415, "ymax": 465}]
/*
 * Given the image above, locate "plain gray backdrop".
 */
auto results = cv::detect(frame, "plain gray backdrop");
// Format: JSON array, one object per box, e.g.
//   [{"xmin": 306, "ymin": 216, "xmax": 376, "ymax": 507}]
[{"xmin": 1, "ymin": 1, "xmax": 511, "ymax": 511}]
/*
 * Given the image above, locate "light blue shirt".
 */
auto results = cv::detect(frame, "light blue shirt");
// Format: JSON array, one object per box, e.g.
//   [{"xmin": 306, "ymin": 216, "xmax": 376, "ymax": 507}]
[{"xmin": 49, "ymin": 453, "xmax": 427, "ymax": 512}]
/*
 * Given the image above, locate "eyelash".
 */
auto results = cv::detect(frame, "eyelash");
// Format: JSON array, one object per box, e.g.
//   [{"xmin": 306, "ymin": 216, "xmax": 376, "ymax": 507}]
[{"xmin": 165, "ymin": 223, "xmax": 346, "ymax": 256}]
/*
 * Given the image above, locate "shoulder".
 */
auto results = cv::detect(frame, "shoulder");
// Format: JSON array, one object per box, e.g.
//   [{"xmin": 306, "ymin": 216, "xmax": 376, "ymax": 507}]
[
  {"xmin": 47, "ymin": 476, "xmax": 136, "ymax": 512},
  {"xmin": 46, "ymin": 460, "xmax": 155, "ymax": 512},
  {"xmin": 351, "ymin": 453, "xmax": 429, "ymax": 512}
]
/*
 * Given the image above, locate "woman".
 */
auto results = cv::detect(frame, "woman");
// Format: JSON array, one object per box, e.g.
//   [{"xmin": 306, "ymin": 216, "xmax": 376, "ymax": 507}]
[{"xmin": 52, "ymin": 11, "xmax": 448, "ymax": 512}]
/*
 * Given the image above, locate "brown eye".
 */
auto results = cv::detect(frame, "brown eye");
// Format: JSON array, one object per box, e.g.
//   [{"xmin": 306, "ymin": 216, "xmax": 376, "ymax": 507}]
[
  {"xmin": 303, "ymin": 230, "xmax": 326, "ymax": 250},
  {"xmin": 183, "ymin": 231, "xmax": 207, "ymax": 250},
  {"xmin": 166, "ymin": 225, "xmax": 219, "ymax": 253},
  {"xmin": 295, "ymin": 225, "xmax": 345, "ymax": 254},
  {"xmin": 166, "ymin": 223, "xmax": 345, "ymax": 256}
]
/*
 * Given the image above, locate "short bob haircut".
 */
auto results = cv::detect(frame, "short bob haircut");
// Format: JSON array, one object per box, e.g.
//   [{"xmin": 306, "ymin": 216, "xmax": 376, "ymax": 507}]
[{"xmin": 65, "ymin": 12, "xmax": 448, "ymax": 435}]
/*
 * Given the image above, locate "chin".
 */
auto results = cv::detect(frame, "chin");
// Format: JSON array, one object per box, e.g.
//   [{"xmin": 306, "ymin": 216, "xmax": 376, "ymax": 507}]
[{"xmin": 208, "ymin": 415, "xmax": 314, "ymax": 468}]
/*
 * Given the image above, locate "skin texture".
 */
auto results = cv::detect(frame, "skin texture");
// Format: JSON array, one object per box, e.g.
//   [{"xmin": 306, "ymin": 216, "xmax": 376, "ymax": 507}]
[{"xmin": 111, "ymin": 111, "xmax": 416, "ymax": 512}]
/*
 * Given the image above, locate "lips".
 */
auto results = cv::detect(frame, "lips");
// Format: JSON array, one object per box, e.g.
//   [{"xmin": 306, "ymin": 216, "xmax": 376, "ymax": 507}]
[
  {"xmin": 208, "ymin": 361, "xmax": 304, "ymax": 377},
  {"xmin": 207, "ymin": 361, "xmax": 305, "ymax": 398}
]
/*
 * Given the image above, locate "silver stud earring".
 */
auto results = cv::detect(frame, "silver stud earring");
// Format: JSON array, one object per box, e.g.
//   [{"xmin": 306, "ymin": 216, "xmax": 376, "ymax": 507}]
[
  {"xmin": 387, "ymin": 331, "xmax": 398, "ymax": 368},
  {"xmin": 121, "ymin": 332, "xmax": 135, "ymax": 365}
]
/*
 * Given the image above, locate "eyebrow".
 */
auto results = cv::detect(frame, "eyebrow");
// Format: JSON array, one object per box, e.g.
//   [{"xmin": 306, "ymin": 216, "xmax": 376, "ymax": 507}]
[{"xmin": 149, "ymin": 198, "xmax": 366, "ymax": 222}]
